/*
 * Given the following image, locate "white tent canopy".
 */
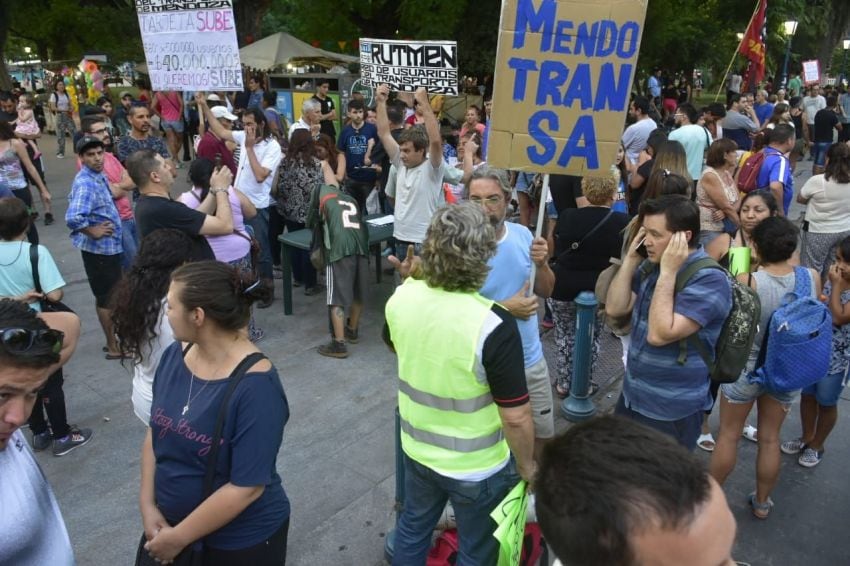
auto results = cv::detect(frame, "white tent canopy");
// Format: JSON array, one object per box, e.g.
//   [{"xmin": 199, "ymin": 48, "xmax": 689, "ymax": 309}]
[{"xmin": 238, "ymin": 32, "xmax": 358, "ymax": 70}]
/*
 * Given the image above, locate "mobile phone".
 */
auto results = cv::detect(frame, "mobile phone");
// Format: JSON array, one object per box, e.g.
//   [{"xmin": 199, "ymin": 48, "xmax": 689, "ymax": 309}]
[
  {"xmin": 214, "ymin": 153, "xmax": 222, "ymax": 170},
  {"xmin": 635, "ymin": 236, "xmax": 648, "ymax": 258}
]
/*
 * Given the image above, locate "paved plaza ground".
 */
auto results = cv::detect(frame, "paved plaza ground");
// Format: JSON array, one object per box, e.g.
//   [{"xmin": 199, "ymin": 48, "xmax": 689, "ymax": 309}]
[{"xmin": 23, "ymin": 136, "xmax": 850, "ymax": 565}]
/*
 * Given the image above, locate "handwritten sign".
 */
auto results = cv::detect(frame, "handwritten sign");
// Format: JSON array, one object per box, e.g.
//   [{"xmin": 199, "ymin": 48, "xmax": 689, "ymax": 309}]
[
  {"xmin": 490, "ymin": 480, "xmax": 529, "ymax": 566},
  {"xmin": 359, "ymin": 38, "xmax": 458, "ymax": 95},
  {"xmin": 488, "ymin": 0, "xmax": 647, "ymax": 175},
  {"xmin": 135, "ymin": 0, "xmax": 243, "ymax": 91},
  {"xmin": 802, "ymin": 60, "xmax": 821, "ymax": 86}
]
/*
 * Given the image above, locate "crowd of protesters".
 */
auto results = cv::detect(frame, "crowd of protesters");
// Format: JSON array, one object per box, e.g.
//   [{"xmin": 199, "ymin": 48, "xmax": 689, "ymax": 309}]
[{"xmin": 0, "ymin": 59, "xmax": 849, "ymax": 565}]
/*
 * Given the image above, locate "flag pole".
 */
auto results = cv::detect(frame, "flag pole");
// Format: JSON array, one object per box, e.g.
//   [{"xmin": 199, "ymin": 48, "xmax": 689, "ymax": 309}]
[{"xmin": 714, "ymin": 0, "xmax": 762, "ymax": 102}]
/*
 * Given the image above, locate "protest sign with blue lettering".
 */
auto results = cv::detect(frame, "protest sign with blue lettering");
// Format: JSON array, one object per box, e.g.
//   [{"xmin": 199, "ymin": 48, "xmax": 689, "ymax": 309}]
[{"xmin": 488, "ymin": 0, "xmax": 647, "ymax": 176}]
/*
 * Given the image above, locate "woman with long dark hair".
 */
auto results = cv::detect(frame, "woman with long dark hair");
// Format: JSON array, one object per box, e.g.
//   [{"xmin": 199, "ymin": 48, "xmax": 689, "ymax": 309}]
[
  {"xmin": 278, "ymin": 129, "xmax": 323, "ymax": 294},
  {"xmin": 112, "ymin": 229, "xmax": 195, "ymax": 424},
  {"xmin": 137, "ymin": 261, "xmax": 289, "ymax": 565}
]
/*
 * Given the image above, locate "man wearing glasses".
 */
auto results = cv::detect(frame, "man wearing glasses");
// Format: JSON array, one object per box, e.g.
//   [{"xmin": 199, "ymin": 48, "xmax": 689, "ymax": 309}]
[
  {"xmin": 669, "ymin": 102, "xmax": 712, "ymax": 194},
  {"xmin": 468, "ymin": 166, "xmax": 556, "ymax": 462},
  {"xmin": 0, "ymin": 299, "xmax": 80, "ymax": 565}
]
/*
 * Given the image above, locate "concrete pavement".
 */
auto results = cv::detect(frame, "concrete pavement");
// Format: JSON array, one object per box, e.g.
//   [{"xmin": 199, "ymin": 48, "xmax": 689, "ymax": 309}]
[{"xmin": 23, "ymin": 135, "xmax": 850, "ymax": 565}]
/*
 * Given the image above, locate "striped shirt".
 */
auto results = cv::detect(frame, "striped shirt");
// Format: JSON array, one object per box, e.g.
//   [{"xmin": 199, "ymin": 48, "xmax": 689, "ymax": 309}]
[
  {"xmin": 623, "ymin": 249, "xmax": 731, "ymax": 421},
  {"xmin": 65, "ymin": 166, "xmax": 122, "ymax": 255}
]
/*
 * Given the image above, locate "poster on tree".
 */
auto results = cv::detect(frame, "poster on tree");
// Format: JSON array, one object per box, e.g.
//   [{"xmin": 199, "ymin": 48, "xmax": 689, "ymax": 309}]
[
  {"xmin": 135, "ymin": 0, "xmax": 243, "ymax": 91},
  {"xmin": 488, "ymin": 0, "xmax": 648, "ymax": 176}
]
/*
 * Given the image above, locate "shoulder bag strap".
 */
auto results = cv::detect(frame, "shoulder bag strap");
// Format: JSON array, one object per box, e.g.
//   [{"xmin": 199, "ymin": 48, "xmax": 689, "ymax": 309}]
[
  {"xmin": 202, "ymin": 352, "xmax": 267, "ymax": 499},
  {"xmin": 793, "ymin": 266, "xmax": 812, "ymax": 298},
  {"xmin": 557, "ymin": 208, "xmax": 615, "ymax": 263},
  {"xmin": 29, "ymin": 244, "xmax": 43, "ymax": 294},
  {"xmin": 674, "ymin": 258, "xmax": 721, "ymax": 366}
]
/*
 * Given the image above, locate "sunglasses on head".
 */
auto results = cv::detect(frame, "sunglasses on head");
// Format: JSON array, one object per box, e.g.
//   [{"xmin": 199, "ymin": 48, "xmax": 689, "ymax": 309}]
[{"xmin": 0, "ymin": 328, "xmax": 63, "ymax": 355}]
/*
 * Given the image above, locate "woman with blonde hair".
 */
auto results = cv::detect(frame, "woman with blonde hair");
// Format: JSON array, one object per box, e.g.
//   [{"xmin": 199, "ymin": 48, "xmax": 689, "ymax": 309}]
[{"xmin": 548, "ymin": 176, "xmax": 630, "ymax": 397}]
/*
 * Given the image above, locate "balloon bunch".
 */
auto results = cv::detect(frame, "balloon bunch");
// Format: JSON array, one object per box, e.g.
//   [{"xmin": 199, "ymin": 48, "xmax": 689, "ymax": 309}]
[
  {"xmin": 80, "ymin": 60, "xmax": 103, "ymax": 105},
  {"xmin": 60, "ymin": 67, "xmax": 80, "ymax": 113}
]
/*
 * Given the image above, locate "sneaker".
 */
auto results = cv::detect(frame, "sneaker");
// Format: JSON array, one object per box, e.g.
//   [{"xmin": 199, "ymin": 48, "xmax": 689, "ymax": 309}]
[
  {"xmin": 31, "ymin": 430, "xmax": 52, "ymax": 452},
  {"xmin": 304, "ymin": 285, "xmax": 323, "ymax": 296},
  {"xmin": 44, "ymin": 212, "xmax": 54, "ymax": 226},
  {"xmin": 781, "ymin": 438, "xmax": 805, "ymax": 455},
  {"xmin": 798, "ymin": 447, "xmax": 824, "ymax": 468},
  {"xmin": 345, "ymin": 325, "xmax": 359, "ymax": 344},
  {"xmin": 56, "ymin": 153, "xmax": 65, "ymax": 159},
  {"xmin": 318, "ymin": 340, "xmax": 348, "ymax": 358},
  {"xmin": 52, "ymin": 426, "xmax": 93, "ymax": 456}
]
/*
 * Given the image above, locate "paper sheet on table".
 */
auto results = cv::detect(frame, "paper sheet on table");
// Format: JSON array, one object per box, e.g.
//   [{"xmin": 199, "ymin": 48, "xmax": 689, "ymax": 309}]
[
  {"xmin": 366, "ymin": 215, "xmax": 394, "ymax": 226},
  {"xmin": 490, "ymin": 480, "xmax": 529, "ymax": 566}
]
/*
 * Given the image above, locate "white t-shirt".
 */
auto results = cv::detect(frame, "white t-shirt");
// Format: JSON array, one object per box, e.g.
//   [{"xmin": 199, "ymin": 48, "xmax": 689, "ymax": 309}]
[
  {"xmin": 800, "ymin": 174, "xmax": 850, "ymax": 233},
  {"xmin": 621, "ymin": 118, "xmax": 657, "ymax": 166},
  {"xmin": 288, "ymin": 118, "xmax": 310, "ymax": 140},
  {"xmin": 803, "ymin": 95, "xmax": 827, "ymax": 125},
  {"xmin": 0, "ymin": 431, "xmax": 75, "ymax": 565},
  {"xmin": 385, "ymin": 155, "xmax": 448, "ymax": 243},
  {"xmin": 231, "ymin": 130, "xmax": 282, "ymax": 209},
  {"xmin": 132, "ymin": 301, "xmax": 174, "ymax": 425}
]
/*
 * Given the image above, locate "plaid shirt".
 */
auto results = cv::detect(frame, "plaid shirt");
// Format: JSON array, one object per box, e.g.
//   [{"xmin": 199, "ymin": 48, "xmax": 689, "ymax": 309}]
[{"xmin": 65, "ymin": 166, "xmax": 123, "ymax": 256}]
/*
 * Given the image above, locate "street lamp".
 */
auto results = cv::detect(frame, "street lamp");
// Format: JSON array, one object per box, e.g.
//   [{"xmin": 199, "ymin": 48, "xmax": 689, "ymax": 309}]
[
  {"xmin": 842, "ymin": 39, "xmax": 850, "ymax": 86},
  {"xmin": 736, "ymin": 32, "xmax": 744, "ymax": 42},
  {"xmin": 781, "ymin": 19, "xmax": 799, "ymax": 90}
]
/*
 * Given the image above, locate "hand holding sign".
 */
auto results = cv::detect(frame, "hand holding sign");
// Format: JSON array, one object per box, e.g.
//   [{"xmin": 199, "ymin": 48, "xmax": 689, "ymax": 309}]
[
  {"xmin": 375, "ymin": 84, "xmax": 390, "ymax": 104},
  {"xmin": 414, "ymin": 87, "xmax": 430, "ymax": 108},
  {"xmin": 194, "ymin": 92, "xmax": 207, "ymax": 107}
]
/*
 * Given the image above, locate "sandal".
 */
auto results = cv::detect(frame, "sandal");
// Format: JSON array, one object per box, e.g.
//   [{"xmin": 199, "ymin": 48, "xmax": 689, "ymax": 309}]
[
  {"xmin": 742, "ymin": 425, "xmax": 758, "ymax": 443},
  {"xmin": 697, "ymin": 433, "xmax": 716, "ymax": 452},
  {"xmin": 748, "ymin": 492, "xmax": 773, "ymax": 520},
  {"xmin": 555, "ymin": 384, "xmax": 570, "ymax": 399}
]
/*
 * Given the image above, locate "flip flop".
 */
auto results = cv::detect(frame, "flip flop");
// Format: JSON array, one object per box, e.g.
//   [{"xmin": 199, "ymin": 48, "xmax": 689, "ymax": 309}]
[
  {"xmin": 697, "ymin": 433, "xmax": 716, "ymax": 452},
  {"xmin": 742, "ymin": 425, "xmax": 759, "ymax": 443},
  {"xmin": 748, "ymin": 492, "xmax": 773, "ymax": 520},
  {"xmin": 104, "ymin": 353, "xmax": 127, "ymax": 360}
]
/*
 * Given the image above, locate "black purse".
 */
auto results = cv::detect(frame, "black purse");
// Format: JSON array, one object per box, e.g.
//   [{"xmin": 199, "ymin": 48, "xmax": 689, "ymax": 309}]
[
  {"xmin": 29, "ymin": 245, "xmax": 74, "ymax": 313},
  {"xmin": 134, "ymin": 350, "xmax": 267, "ymax": 566}
]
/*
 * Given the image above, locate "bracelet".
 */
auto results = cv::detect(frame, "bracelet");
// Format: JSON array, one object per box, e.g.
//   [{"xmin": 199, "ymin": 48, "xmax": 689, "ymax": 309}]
[{"xmin": 211, "ymin": 187, "xmax": 228, "ymax": 194}]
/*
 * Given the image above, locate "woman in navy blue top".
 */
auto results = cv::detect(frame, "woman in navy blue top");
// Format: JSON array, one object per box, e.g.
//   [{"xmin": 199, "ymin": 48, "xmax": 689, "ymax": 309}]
[{"xmin": 137, "ymin": 261, "xmax": 290, "ymax": 565}]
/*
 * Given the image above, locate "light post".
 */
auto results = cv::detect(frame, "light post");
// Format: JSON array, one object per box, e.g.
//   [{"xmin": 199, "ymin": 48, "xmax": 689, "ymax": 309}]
[
  {"xmin": 781, "ymin": 19, "xmax": 799, "ymax": 90},
  {"xmin": 842, "ymin": 39, "xmax": 850, "ymax": 86}
]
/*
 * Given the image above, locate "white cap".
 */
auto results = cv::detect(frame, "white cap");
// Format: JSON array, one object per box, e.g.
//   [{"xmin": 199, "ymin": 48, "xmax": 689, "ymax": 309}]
[
  {"xmin": 211, "ymin": 106, "xmax": 237, "ymax": 121},
  {"xmin": 207, "ymin": 94, "xmax": 221, "ymax": 101}
]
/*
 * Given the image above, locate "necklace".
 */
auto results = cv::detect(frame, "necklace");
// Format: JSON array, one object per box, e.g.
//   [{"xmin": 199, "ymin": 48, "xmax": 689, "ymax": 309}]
[
  {"xmin": 0, "ymin": 240, "xmax": 25, "ymax": 267},
  {"xmin": 182, "ymin": 375, "xmax": 209, "ymax": 416},
  {"xmin": 182, "ymin": 346, "xmax": 236, "ymax": 416}
]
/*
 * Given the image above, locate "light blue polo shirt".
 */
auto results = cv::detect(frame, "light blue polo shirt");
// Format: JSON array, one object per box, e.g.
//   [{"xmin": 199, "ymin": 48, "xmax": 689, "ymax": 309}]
[{"xmin": 480, "ymin": 222, "xmax": 543, "ymax": 368}]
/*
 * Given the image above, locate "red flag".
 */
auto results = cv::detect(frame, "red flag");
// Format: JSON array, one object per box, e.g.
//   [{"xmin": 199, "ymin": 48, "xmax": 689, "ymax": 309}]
[{"xmin": 739, "ymin": 0, "xmax": 767, "ymax": 89}]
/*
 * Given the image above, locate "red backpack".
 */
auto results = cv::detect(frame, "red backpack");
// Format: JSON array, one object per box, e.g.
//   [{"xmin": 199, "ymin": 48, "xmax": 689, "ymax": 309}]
[
  {"xmin": 426, "ymin": 524, "xmax": 548, "ymax": 565},
  {"xmin": 736, "ymin": 150, "xmax": 766, "ymax": 193}
]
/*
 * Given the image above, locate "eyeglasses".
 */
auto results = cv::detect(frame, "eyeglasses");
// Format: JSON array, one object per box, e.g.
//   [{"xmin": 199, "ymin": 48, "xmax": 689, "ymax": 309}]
[
  {"xmin": 469, "ymin": 195, "xmax": 503, "ymax": 205},
  {"xmin": 0, "ymin": 328, "xmax": 63, "ymax": 354},
  {"xmin": 90, "ymin": 128, "xmax": 109, "ymax": 136}
]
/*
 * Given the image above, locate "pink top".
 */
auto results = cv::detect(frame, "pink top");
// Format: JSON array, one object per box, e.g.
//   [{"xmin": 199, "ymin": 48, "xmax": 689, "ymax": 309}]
[
  {"xmin": 75, "ymin": 152, "xmax": 133, "ymax": 220},
  {"xmin": 15, "ymin": 109, "xmax": 39, "ymax": 135},
  {"xmin": 459, "ymin": 123, "xmax": 486, "ymax": 139},
  {"xmin": 178, "ymin": 187, "xmax": 250, "ymax": 263},
  {"xmin": 156, "ymin": 92, "xmax": 182, "ymax": 121}
]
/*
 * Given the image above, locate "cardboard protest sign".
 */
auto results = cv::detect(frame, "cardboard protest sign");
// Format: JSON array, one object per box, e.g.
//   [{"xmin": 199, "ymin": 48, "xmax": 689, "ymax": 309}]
[
  {"xmin": 802, "ymin": 60, "xmax": 821, "ymax": 85},
  {"xmin": 488, "ymin": 0, "xmax": 647, "ymax": 176},
  {"xmin": 359, "ymin": 38, "xmax": 459, "ymax": 95},
  {"xmin": 135, "ymin": 0, "xmax": 243, "ymax": 91}
]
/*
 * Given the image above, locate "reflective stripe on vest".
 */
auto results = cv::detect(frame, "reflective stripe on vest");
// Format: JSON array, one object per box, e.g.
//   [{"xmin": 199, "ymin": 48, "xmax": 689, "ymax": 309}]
[
  {"xmin": 400, "ymin": 417, "xmax": 504, "ymax": 453},
  {"xmin": 398, "ymin": 380, "xmax": 493, "ymax": 414}
]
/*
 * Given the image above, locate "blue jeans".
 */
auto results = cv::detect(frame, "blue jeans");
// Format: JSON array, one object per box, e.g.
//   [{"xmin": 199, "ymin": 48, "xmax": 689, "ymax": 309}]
[
  {"xmin": 245, "ymin": 206, "xmax": 272, "ymax": 279},
  {"xmin": 120, "ymin": 218, "xmax": 139, "ymax": 270},
  {"xmin": 615, "ymin": 393, "xmax": 703, "ymax": 451},
  {"xmin": 392, "ymin": 454, "xmax": 520, "ymax": 566}
]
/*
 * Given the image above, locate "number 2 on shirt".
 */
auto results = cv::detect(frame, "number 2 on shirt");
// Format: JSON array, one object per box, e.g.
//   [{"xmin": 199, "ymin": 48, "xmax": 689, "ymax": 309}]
[{"xmin": 339, "ymin": 201, "xmax": 360, "ymax": 229}]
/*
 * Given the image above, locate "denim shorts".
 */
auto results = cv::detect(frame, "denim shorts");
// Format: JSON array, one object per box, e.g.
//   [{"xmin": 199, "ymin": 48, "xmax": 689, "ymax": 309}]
[
  {"xmin": 812, "ymin": 141, "xmax": 831, "ymax": 167},
  {"xmin": 161, "ymin": 119, "xmax": 184, "ymax": 133},
  {"xmin": 721, "ymin": 371, "xmax": 799, "ymax": 407},
  {"xmin": 802, "ymin": 370, "xmax": 847, "ymax": 406}
]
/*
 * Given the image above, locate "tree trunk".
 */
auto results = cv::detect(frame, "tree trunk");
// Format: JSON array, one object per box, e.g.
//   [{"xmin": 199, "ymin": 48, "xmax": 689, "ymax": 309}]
[
  {"xmin": 818, "ymin": 1, "xmax": 850, "ymax": 69},
  {"xmin": 233, "ymin": 0, "xmax": 272, "ymax": 45},
  {"xmin": 0, "ymin": 2, "xmax": 11, "ymax": 90}
]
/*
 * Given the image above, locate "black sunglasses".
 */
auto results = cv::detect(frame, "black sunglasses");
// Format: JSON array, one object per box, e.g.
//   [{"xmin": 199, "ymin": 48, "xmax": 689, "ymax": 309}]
[{"xmin": 0, "ymin": 328, "xmax": 63, "ymax": 354}]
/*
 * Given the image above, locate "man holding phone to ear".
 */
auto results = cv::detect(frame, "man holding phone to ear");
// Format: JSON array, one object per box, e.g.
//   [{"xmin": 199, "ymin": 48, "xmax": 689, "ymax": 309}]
[{"xmin": 605, "ymin": 195, "xmax": 732, "ymax": 450}]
